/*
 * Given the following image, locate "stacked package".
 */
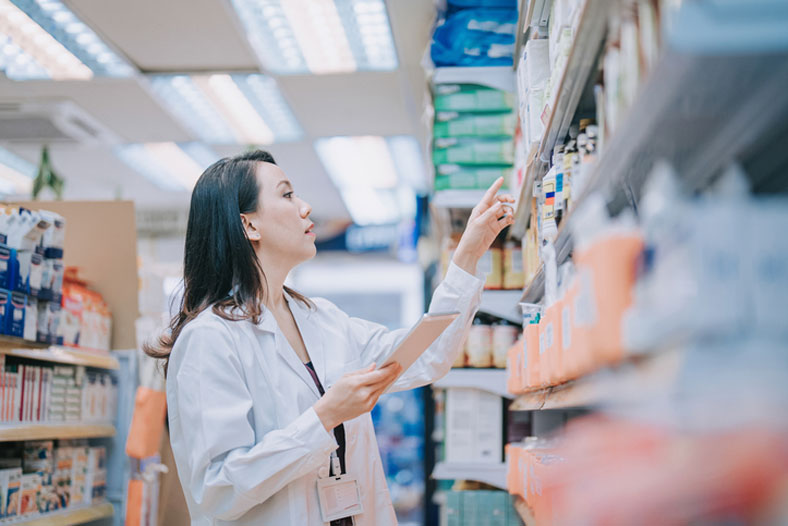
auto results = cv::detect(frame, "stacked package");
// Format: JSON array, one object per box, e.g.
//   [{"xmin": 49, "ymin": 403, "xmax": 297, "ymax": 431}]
[
  {"xmin": 0, "ymin": 356, "xmax": 117, "ymax": 425},
  {"xmin": 445, "ymin": 490, "xmax": 523, "ymax": 526},
  {"xmin": 0, "ymin": 440, "xmax": 106, "ymax": 520},
  {"xmin": 430, "ymin": 1, "xmax": 518, "ymax": 68},
  {"xmin": 433, "ymin": 83, "xmax": 517, "ymax": 193}
]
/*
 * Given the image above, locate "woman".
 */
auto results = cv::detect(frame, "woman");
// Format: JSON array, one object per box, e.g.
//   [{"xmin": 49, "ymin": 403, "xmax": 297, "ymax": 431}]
[{"xmin": 146, "ymin": 150, "xmax": 515, "ymax": 525}]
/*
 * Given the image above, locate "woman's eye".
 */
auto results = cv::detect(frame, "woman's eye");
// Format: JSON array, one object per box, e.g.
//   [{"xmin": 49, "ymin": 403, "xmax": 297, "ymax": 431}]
[{"xmin": 284, "ymin": 191, "xmax": 293, "ymax": 199}]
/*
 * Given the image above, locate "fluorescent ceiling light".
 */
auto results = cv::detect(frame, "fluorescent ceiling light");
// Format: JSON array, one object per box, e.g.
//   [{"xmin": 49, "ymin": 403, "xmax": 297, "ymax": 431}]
[
  {"xmin": 0, "ymin": 146, "xmax": 35, "ymax": 195},
  {"xmin": 315, "ymin": 135, "xmax": 421, "ymax": 225},
  {"xmin": 149, "ymin": 74, "xmax": 301, "ymax": 144},
  {"xmin": 0, "ymin": 0, "xmax": 134, "ymax": 80},
  {"xmin": 229, "ymin": 0, "xmax": 398, "ymax": 74},
  {"xmin": 115, "ymin": 142, "xmax": 220, "ymax": 191}
]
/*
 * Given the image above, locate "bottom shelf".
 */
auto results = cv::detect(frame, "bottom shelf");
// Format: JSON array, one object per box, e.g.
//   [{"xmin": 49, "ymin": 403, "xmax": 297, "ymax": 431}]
[
  {"xmin": 8, "ymin": 502, "xmax": 114, "ymax": 526},
  {"xmin": 513, "ymin": 497, "xmax": 535, "ymax": 525}
]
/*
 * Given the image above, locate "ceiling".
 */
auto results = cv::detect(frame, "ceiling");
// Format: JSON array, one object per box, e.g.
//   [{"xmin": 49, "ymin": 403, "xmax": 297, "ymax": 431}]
[{"xmin": 0, "ymin": 0, "xmax": 436, "ymax": 224}]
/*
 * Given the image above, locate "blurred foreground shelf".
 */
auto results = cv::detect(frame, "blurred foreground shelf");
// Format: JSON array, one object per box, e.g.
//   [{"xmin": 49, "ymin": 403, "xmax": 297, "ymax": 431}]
[
  {"xmin": 0, "ymin": 423, "xmax": 116, "ymax": 442},
  {"xmin": 8, "ymin": 502, "xmax": 114, "ymax": 526},
  {"xmin": 433, "ymin": 461, "xmax": 508, "ymax": 490},
  {"xmin": 510, "ymin": 347, "xmax": 682, "ymax": 411},
  {"xmin": 434, "ymin": 368, "xmax": 512, "ymax": 399}
]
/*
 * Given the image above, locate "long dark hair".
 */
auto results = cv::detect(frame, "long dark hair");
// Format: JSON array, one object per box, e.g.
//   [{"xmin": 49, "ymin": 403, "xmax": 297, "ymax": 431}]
[{"xmin": 144, "ymin": 149, "xmax": 313, "ymax": 374}]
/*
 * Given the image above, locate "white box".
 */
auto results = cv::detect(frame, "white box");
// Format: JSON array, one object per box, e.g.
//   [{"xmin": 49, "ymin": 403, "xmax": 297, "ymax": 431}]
[{"xmin": 444, "ymin": 388, "xmax": 503, "ymax": 463}]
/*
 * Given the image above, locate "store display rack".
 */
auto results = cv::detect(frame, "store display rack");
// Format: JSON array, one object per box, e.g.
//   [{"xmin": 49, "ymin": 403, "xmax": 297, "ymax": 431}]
[
  {"xmin": 0, "ymin": 423, "xmax": 116, "ymax": 442},
  {"xmin": 6, "ymin": 502, "xmax": 114, "ymax": 526},
  {"xmin": 432, "ymin": 461, "xmax": 508, "ymax": 491},
  {"xmin": 434, "ymin": 368, "xmax": 513, "ymax": 399}
]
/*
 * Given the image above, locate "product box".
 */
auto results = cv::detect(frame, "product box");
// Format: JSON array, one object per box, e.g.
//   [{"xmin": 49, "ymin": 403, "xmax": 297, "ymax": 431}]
[
  {"xmin": 445, "ymin": 388, "xmax": 503, "ymax": 463},
  {"xmin": 23, "ymin": 296, "xmax": 37, "ymax": 342},
  {"xmin": 0, "ymin": 467, "xmax": 22, "ymax": 519},
  {"xmin": 503, "ymin": 242, "xmax": 525, "ymax": 289},
  {"xmin": 506, "ymin": 337, "xmax": 525, "ymax": 394},
  {"xmin": 0, "ymin": 245, "xmax": 13, "ymax": 291},
  {"xmin": 524, "ymin": 323, "xmax": 541, "ymax": 389},
  {"xmin": 85, "ymin": 447, "xmax": 106, "ymax": 503},
  {"xmin": 434, "ymin": 84, "xmax": 515, "ymax": 113},
  {"xmin": 70, "ymin": 446, "xmax": 88, "ymax": 507},
  {"xmin": 574, "ymin": 234, "xmax": 642, "ymax": 366},
  {"xmin": 433, "ymin": 138, "xmax": 515, "ymax": 166},
  {"xmin": 53, "ymin": 446, "xmax": 73, "ymax": 509},
  {"xmin": 18, "ymin": 472, "xmax": 41, "ymax": 516},
  {"xmin": 5, "ymin": 291, "xmax": 25, "ymax": 338},
  {"xmin": 434, "ymin": 112, "xmax": 517, "ymax": 138},
  {"xmin": 23, "ymin": 441, "xmax": 54, "ymax": 474}
]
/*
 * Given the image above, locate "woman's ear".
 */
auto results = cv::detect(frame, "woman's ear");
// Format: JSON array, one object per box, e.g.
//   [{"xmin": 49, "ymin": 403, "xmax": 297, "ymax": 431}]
[{"xmin": 240, "ymin": 213, "xmax": 261, "ymax": 241}]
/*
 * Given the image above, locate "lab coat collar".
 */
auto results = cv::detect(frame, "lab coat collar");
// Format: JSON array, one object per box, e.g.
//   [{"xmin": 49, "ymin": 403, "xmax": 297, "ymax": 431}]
[{"xmin": 250, "ymin": 290, "xmax": 327, "ymax": 399}]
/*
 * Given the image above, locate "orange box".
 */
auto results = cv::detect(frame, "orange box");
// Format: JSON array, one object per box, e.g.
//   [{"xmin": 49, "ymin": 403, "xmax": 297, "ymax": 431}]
[
  {"xmin": 506, "ymin": 445, "xmax": 525, "ymax": 498},
  {"xmin": 574, "ymin": 234, "xmax": 643, "ymax": 367},
  {"xmin": 546, "ymin": 302, "xmax": 564, "ymax": 386},
  {"xmin": 524, "ymin": 323, "xmax": 540, "ymax": 389},
  {"xmin": 539, "ymin": 306, "xmax": 560, "ymax": 387},
  {"xmin": 506, "ymin": 337, "xmax": 525, "ymax": 394}
]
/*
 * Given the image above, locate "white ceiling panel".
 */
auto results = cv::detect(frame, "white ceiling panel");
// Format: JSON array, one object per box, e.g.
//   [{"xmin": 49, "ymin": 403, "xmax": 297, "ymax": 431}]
[
  {"xmin": 68, "ymin": 0, "xmax": 260, "ymax": 72},
  {"xmin": 0, "ymin": 78, "xmax": 191, "ymax": 143}
]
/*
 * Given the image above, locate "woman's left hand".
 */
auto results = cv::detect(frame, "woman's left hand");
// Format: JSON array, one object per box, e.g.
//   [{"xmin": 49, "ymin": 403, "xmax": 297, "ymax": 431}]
[{"xmin": 452, "ymin": 177, "xmax": 515, "ymax": 275}]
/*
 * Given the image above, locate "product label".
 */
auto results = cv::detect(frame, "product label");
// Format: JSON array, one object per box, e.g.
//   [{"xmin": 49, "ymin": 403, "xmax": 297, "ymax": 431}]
[{"xmin": 545, "ymin": 323, "xmax": 554, "ymax": 349}]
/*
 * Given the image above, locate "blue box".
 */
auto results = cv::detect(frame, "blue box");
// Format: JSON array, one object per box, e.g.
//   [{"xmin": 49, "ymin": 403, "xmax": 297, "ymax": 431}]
[
  {"xmin": 0, "ymin": 245, "xmax": 13, "ymax": 290},
  {"xmin": 6, "ymin": 291, "xmax": 26, "ymax": 338}
]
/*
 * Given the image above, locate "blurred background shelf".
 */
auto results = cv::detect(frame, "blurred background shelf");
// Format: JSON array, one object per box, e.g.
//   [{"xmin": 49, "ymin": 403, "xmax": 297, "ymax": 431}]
[
  {"xmin": 434, "ymin": 368, "xmax": 512, "ymax": 399},
  {"xmin": 0, "ymin": 346, "xmax": 120, "ymax": 370},
  {"xmin": 432, "ymin": 461, "xmax": 508, "ymax": 490},
  {"xmin": 509, "ymin": 348, "xmax": 683, "ymax": 411},
  {"xmin": 0, "ymin": 423, "xmax": 116, "ymax": 442},
  {"xmin": 10, "ymin": 502, "xmax": 114, "ymax": 526},
  {"xmin": 479, "ymin": 289, "xmax": 523, "ymax": 324}
]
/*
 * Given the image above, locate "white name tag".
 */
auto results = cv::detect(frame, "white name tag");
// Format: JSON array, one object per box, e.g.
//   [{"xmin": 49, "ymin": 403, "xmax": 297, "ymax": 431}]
[{"xmin": 316, "ymin": 475, "xmax": 363, "ymax": 522}]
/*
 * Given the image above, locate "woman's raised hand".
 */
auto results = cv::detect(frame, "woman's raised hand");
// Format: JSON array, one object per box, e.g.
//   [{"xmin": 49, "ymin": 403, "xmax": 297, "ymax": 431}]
[
  {"xmin": 313, "ymin": 362, "xmax": 402, "ymax": 431},
  {"xmin": 452, "ymin": 177, "xmax": 516, "ymax": 275}
]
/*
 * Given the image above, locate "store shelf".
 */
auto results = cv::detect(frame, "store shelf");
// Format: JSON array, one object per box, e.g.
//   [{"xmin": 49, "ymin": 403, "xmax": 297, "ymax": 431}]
[
  {"xmin": 434, "ymin": 368, "xmax": 513, "ymax": 399},
  {"xmin": 479, "ymin": 289, "xmax": 523, "ymax": 324},
  {"xmin": 0, "ymin": 346, "xmax": 120, "ymax": 370},
  {"xmin": 511, "ymin": 0, "xmax": 607, "ymax": 233},
  {"xmin": 432, "ymin": 66, "xmax": 516, "ymax": 93},
  {"xmin": 509, "ymin": 347, "xmax": 683, "ymax": 411},
  {"xmin": 431, "ymin": 189, "xmax": 487, "ymax": 209},
  {"xmin": 574, "ymin": 47, "xmax": 788, "ymax": 216},
  {"xmin": 8, "ymin": 502, "xmax": 114, "ymax": 526},
  {"xmin": 432, "ymin": 461, "xmax": 507, "ymax": 490},
  {"xmin": 0, "ymin": 422, "xmax": 116, "ymax": 442},
  {"xmin": 0, "ymin": 335, "xmax": 49, "ymax": 349},
  {"xmin": 518, "ymin": 226, "xmax": 572, "ymax": 304},
  {"xmin": 536, "ymin": 0, "xmax": 607, "ymax": 164}
]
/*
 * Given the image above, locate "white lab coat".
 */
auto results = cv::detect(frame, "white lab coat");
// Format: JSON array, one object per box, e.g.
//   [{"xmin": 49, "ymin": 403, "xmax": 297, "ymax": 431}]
[{"xmin": 166, "ymin": 262, "xmax": 484, "ymax": 525}]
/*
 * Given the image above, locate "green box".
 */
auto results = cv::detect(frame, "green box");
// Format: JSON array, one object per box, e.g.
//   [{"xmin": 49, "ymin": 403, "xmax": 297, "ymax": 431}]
[
  {"xmin": 434, "ymin": 84, "xmax": 515, "ymax": 113},
  {"xmin": 461, "ymin": 491, "xmax": 480, "ymax": 526},
  {"xmin": 446, "ymin": 491, "xmax": 462, "ymax": 526},
  {"xmin": 434, "ymin": 113, "xmax": 516, "ymax": 138},
  {"xmin": 434, "ymin": 165, "xmax": 511, "ymax": 191},
  {"xmin": 433, "ymin": 138, "xmax": 515, "ymax": 166}
]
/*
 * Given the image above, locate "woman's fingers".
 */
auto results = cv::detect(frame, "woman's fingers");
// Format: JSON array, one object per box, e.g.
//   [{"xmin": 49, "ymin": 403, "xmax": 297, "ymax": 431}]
[
  {"xmin": 356, "ymin": 362, "xmax": 400, "ymax": 386},
  {"xmin": 471, "ymin": 177, "xmax": 506, "ymax": 219}
]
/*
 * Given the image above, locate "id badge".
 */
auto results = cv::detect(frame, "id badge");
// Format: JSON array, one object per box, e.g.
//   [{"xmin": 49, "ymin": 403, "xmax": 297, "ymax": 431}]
[{"xmin": 316, "ymin": 474, "xmax": 363, "ymax": 522}]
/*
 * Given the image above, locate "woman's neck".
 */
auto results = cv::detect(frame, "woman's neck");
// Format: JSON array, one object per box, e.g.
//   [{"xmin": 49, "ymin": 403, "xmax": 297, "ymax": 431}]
[{"xmin": 258, "ymin": 255, "xmax": 291, "ymax": 313}]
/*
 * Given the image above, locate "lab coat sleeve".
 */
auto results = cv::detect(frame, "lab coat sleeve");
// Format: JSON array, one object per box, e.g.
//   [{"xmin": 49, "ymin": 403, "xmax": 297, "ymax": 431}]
[
  {"xmin": 335, "ymin": 261, "xmax": 484, "ymax": 392},
  {"xmin": 169, "ymin": 320, "xmax": 338, "ymax": 521}
]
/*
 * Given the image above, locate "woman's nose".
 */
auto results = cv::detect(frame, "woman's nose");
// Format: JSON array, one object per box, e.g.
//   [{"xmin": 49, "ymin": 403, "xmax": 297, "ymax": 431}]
[{"xmin": 300, "ymin": 201, "xmax": 312, "ymax": 218}]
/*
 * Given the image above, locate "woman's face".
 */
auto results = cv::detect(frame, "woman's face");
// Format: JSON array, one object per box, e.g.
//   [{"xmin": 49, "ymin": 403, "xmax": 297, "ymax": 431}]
[{"xmin": 244, "ymin": 161, "xmax": 316, "ymax": 267}]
